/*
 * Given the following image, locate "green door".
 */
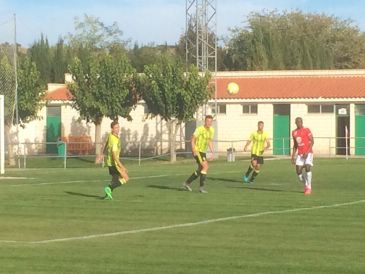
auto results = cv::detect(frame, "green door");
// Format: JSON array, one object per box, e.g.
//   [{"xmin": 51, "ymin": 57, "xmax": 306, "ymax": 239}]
[
  {"xmin": 46, "ymin": 106, "xmax": 61, "ymax": 154},
  {"xmin": 273, "ymin": 104, "xmax": 290, "ymax": 155},
  {"xmin": 273, "ymin": 115, "xmax": 290, "ymax": 155},
  {"xmin": 355, "ymin": 115, "xmax": 365, "ymax": 155}
]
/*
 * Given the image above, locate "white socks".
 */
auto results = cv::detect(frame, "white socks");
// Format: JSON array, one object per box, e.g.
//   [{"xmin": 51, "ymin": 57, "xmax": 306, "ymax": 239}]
[
  {"xmin": 298, "ymin": 171, "xmax": 307, "ymax": 183},
  {"xmin": 306, "ymin": 172, "xmax": 312, "ymax": 189},
  {"xmin": 298, "ymin": 171, "xmax": 312, "ymax": 189}
]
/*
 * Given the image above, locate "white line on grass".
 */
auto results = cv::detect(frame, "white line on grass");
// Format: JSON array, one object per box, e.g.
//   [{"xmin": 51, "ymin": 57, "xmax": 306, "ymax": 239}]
[
  {"xmin": 0, "ymin": 177, "xmax": 34, "ymax": 180},
  {"xmin": 10, "ymin": 180, "xmax": 88, "ymax": 187},
  {"xmin": 8, "ymin": 171, "xmax": 240, "ymax": 187},
  {"xmin": 1, "ymin": 199, "xmax": 364, "ymax": 245}
]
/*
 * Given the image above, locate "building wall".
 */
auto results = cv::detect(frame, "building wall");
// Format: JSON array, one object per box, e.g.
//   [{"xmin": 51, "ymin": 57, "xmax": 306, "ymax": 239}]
[
  {"xmin": 213, "ymin": 103, "xmax": 274, "ymax": 154},
  {"xmin": 17, "ymin": 107, "xmax": 47, "ymax": 155},
  {"xmin": 15, "ymin": 100, "xmax": 357, "ymax": 157},
  {"xmin": 17, "ymin": 102, "xmax": 182, "ymax": 156},
  {"xmin": 212, "ymin": 102, "xmax": 340, "ymax": 156}
]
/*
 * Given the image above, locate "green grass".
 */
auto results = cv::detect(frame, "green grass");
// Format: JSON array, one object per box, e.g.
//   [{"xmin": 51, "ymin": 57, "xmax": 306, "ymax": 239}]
[{"xmin": 0, "ymin": 158, "xmax": 364, "ymax": 274}]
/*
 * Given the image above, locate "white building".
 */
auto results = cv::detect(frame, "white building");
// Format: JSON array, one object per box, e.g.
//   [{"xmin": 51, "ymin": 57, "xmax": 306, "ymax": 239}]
[
  {"xmin": 14, "ymin": 70, "xmax": 365, "ymax": 157},
  {"xmin": 212, "ymin": 70, "xmax": 365, "ymax": 156}
]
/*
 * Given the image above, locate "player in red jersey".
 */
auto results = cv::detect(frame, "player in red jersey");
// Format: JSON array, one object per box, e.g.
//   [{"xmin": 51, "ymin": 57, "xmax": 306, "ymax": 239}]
[{"xmin": 291, "ymin": 117, "xmax": 314, "ymax": 195}]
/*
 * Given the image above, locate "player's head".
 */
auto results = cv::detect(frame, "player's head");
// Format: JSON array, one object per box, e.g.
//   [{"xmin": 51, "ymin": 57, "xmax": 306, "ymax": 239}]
[
  {"xmin": 295, "ymin": 117, "xmax": 303, "ymax": 128},
  {"xmin": 204, "ymin": 115, "xmax": 213, "ymax": 128},
  {"xmin": 110, "ymin": 120, "xmax": 120, "ymax": 135},
  {"xmin": 257, "ymin": 121, "xmax": 264, "ymax": 131}
]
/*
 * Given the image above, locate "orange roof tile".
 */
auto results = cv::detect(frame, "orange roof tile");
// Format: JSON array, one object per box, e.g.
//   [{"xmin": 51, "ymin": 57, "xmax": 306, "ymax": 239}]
[
  {"xmin": 216, "ymin": 75, "xmax": 365, "ymax": 99},
  {"xmin": 44, "ymin": 72, "xmax": 365, "ymax": 101},
  {"xmin": 45, "ymin": 87, "xmax": 73, "ymax": 101}
]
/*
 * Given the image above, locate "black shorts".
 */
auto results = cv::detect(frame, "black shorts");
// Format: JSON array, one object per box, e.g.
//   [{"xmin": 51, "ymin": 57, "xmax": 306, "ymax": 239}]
[
  {"xmin": 108, "ymin": 166, "xmax": 121, "ymax": 176},
  {"xmin": 194, "ymin": 152, "xmax": 207, "ymax": 165},
  {"xmin": 251, "ymin": 154, "xmax": 264, "ymax": 165}
]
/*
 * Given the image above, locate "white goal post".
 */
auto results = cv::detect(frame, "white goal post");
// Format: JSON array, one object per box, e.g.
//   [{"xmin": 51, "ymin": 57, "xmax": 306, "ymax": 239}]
[{"xmin": 0, "ymin": 95, "xmax": 4, "ymax": 174}]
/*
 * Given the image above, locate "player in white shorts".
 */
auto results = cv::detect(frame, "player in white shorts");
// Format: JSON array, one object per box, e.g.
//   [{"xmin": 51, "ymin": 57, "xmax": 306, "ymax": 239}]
[
  {"xmin": 295, "ymin": 152, "xmax": 314, "ymax": 167},
  {"xmin": 291, "ymin": 117, "xmax": 314, "ymax": 195}
]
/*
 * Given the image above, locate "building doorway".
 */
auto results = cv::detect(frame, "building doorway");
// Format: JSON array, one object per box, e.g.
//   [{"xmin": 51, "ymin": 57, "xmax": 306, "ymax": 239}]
[
  {"xmin": 273, "ymin": 104, "xmax": 290, "ymax": 155},
  {"xmin": 46, "ymin": 106, "xmax": 61, "ymax": 154},
  {"xmin": 336, "ymin": 105, "xmax": 350, "ymax": 155}
]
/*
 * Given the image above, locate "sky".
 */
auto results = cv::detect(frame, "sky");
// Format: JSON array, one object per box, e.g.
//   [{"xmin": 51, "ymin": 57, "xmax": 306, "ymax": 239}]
[{"xmin": 1, "ymin": 0, "xmax": 365, "ymax": 47}]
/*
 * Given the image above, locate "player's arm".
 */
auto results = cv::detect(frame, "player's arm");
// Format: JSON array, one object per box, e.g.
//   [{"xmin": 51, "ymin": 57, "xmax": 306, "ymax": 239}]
[
  {"xmin": 291, "ymin": 137, "xmax": 298, "ymax": 165},
  {"xmin": 191, "ymin": 135, "xmax": 197, "ymax": 156},
  {"xmin": 309, "ymin": 134, "xmax": 314, "ymax": 150},
  {"xmin": 96, "ymin": 136, "xmax": 109, "ymax": 163},
  {"xmin": 208, "ymin": 140, "xmax": 214, "ymax": 160},
  {"xmin": 303, "ymin": 131, "xmax": 314, "ymax": 158},
  {"xmin": 265, "ymin": 138, "xmax": 271, "ymax": 150},
  {"xmin": 243, "ymin": 140, "xmax": 251, "ymax": 152},
  {"xmin": 112, "ymin": 148, "xmax": 127, "ymax": 172},
  {"xmin": 102, "ymin": 138, "xmax": 108, "ymax": 154}
]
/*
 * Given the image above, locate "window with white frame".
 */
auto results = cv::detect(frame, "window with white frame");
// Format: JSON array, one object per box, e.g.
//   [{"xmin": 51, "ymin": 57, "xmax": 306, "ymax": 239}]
[
  {"xmin": 211, "ymin": 104, "xmax": 226, "ymax": 115},
  {"xmin": 242, "ymin": 104, "xmax": 258, "ymax": 114},
  {"xmin": 307, "ymin": 104, "xmax": 334, "ymax": 114}
]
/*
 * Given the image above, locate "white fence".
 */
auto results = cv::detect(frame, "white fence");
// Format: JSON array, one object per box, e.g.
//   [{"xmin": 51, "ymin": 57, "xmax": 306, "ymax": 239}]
[{"xmin": 5, "ymin": 136, "xmax": 365, "ymax": 169}]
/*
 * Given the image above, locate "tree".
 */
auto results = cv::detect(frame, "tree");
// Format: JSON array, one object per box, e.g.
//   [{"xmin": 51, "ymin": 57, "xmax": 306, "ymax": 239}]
[
  {"xmin": 28, "ymin": 34, "xmax": 52, "ymax": 84},
  {"xmin": 17, "ymin": 57, "xmax": 45, "ymax": 126},
  {"xmin": 68, "ymin": 53, "xmax": 137, "ymax": 162},
  {"xmin": 225, "ymin": 10, "xmax": 365, "ymax": 70},
  {"xmin": 66, "ymin": 14, "xmax": 134, "ymax": 162},
  {"xmin": 128, "ymin": 43, "xmax": 176, "ymax": 72},
  {"xmin": 0, "ymin": 54, "xmax": 44, "ymax": 166},
  {"xmin": 141, "ymin": 57, "xmax": 212, "ymax": 162},
  {"xmin": 0, "ymin": 55, "xmax": 15, "ymax": 126},
  {"xmin": 51, "ymin": 38, "xmax": 71, "ymax": 83},
  {"xmin": 66, "ymin": 14, "xmax": 127, "ymax": 50}
]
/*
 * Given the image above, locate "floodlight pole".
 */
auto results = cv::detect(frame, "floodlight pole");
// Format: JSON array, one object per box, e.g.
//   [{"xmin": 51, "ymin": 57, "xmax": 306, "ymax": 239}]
[
  {"xmin": 186, "ymin": 0, "xmax": 217, "ymax": 119},
  {"xmin": 13, "ymin": 13, "xmax": 20, "ymax": 168}
]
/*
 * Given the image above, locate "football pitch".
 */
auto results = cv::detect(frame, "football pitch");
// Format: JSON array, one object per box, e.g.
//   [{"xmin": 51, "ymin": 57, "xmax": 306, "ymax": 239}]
[{"xmin": 0, "ymin": 158, "xmax": 364, "ymax": 274}]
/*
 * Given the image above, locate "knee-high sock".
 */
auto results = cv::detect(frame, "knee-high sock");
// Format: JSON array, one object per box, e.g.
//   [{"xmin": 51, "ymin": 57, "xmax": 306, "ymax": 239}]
[
  {"xmin": 302, "ymin": 171, "xmax": 308, "ymax": 185},
  {"xmin": 186, "ymin": 170, "xmax": 201, "ymax": 184},
  {"xmin": 306, "ymin": 171, "xmax": 312, "ymax": 189},
  {"xmin": 298, "ymin": 171, "xmax": 306, "ymax": 183},
  {"xmin": 109, "ymin": 178, "xmax": 122, "ymax": 191},
  {"xmin": 250, "ymin": 169, "xmax": 260, "ymax": 182},
  {"xmin": 245, "ymin": 165, "xmax": 254, "ymax": 177},
  {"xmin": 200, "ymin": 171, "xmax": 207, "ymax": 187}
]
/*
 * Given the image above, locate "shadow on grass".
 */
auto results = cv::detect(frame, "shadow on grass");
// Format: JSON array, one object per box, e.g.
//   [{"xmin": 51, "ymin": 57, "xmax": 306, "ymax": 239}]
[
  {"xmin": 208, "ymin": 177, "xmax": 242, "ymax": 183},
  {"xmin": 65, "ymin": 191, "xmax": 105, "ymax": 199},
  {"xmin": 147, "ymin": 185, "xmax": 185, "ymax": 192},
  {"xmin": 228, "ymin": 185, "xmax": 302, "ymax": 193}
]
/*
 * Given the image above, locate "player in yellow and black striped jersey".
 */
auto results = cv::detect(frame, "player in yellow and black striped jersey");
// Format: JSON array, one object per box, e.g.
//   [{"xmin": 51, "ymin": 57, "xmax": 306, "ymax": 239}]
[
  {"xmin": 243, "ymin": 121, "xmax": 270, "ymax": 183},
  {"xmin": 183, "ymin": 115, "xmax": 215, "ymax": 193}
]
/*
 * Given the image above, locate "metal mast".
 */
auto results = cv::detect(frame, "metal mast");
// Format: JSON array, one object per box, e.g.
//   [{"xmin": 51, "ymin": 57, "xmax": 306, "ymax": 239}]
[
  {"xmin": 186, "ymin": 0, "xmax": 217, "ymax": 72},
  {"xmin": 186, "ymin": 0, "xmax": 217, "ymax": 121}
]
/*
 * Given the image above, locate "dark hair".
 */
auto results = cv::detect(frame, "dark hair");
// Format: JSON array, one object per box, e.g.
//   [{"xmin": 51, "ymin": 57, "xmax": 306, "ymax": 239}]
[
  {"xmin": 205, "ymin": 115, "xmax": 213, "ymax": 120},
  {"xmin": 258, "ymin": 121, "xmax": 264, "ymax": 125},
  {"xmin": 110, "ymin": 120, "xmax": 119, "ymax": 128}
]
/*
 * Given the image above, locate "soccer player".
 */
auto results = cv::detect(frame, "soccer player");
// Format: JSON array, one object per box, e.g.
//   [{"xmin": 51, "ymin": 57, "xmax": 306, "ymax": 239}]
[
  {"xmin": 103, "ymin": 120, "xmax": 129, "ymax": 200},
  {"xmin": 243, "ymin": 121, "xmax": 270, "ymax": 183},
  {"xmin": 291, "ymin": 117, "xmax": 314, "ymax": 195},
  {"xmin": 183, "ymin": 115, "xmax": 215, "ymax": 193}
]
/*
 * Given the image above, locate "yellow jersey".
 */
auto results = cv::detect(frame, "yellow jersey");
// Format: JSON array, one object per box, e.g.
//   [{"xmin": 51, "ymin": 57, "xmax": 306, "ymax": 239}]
[
  {"xmin": 106, "ymin": 133, "xmax": 121, "ymax": 166},
  {"xmin": 193, "ymin": 126, "xmax": 214, "ymax": 153},
  {"xmin": 249, "ymin": 130, "xmax": 269, "ymax": 156}
]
